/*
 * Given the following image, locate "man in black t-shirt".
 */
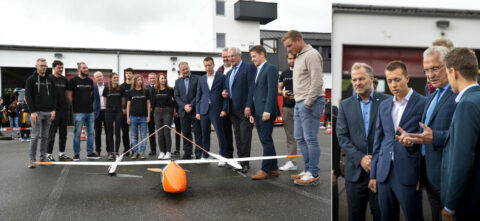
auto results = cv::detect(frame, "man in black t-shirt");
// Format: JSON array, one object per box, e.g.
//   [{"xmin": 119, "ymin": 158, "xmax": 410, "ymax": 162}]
[
  {"xmin": 120, "ymin": 68, "xmax": 134, "ymax": 155},
  {"xmin": 278, "ymin": 53, "xmax": 298, "ymax": 171},
  {"xmin": 66, "ymin": 62, "xmax": 99, "ymax": 161},
  {"xmin": 46, "ymin": 60, "xmax": 72, "ymax": 161}
]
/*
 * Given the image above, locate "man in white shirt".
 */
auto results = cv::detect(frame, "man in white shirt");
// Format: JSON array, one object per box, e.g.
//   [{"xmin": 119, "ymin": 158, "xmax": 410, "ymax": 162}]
[{"xmin": 94, "ymin": 71, "xmax": 108, "ymax": 156}]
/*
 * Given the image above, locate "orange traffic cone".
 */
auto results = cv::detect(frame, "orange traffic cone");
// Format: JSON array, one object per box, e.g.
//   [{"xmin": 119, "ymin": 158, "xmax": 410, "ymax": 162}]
[
  {"xmin": 325, "ymin": 122, "xmax": 332, "ymax": 135},
  {"xmin": 81, "ymin": 126, "xmax": 87, "ymax": 141}
]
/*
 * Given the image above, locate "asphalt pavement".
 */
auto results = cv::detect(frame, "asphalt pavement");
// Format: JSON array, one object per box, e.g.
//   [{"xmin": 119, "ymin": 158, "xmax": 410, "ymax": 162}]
[{"xmin": 0, "ymin": 126, "xmax": 331, "ymax": 221}]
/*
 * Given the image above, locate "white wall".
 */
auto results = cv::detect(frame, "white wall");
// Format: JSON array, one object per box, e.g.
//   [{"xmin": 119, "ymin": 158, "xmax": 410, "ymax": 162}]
[
  {"xmin": 0, "ymin": 49, "xmax": 221, "ymax": 90},
  {"xmin": 332, "ymin": 12, "xmax": 480, "ymax": 105}
]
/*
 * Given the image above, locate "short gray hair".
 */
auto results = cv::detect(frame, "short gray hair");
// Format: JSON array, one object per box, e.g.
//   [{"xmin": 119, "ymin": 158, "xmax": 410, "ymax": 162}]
[
  {"xmin": 229, "ymin": 47, "xmax": 242, "ymax": 56},
  {"xmin": 423, "ymin": 46, "xmax": 450, "ymax": 62},
  {"xmin": 178, "ymin": 61, "xmax": 189, "ymax": 68},
  {"xmin": 432, "ymin": 38, "xmax": 454, "ymax": 51},
  {"xmin": 351, "ymin": 62, "xmax": 373, "ymax": 77}
]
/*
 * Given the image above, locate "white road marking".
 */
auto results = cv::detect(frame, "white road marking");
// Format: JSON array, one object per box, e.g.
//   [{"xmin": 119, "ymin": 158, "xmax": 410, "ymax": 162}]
[{"xmin": 38, "ymin": 166, "xmax": 70, "ymax": 221}]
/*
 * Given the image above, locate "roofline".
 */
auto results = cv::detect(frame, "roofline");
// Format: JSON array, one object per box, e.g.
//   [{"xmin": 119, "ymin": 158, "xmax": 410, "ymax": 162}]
[
  {"xmin": 260, "ymin": 29, "xmax": 331, "ymax": 35},
  {"xmin": 0, "ymin": 44, "xmax": 221, "ymax": 56},
  {"xmin": 332, "ymin": 3, "xmax": 480, "ymax": 19}
]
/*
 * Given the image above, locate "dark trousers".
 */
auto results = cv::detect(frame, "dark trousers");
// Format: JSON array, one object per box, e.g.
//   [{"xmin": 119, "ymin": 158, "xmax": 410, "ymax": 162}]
[
  {"xmin": 200, "ymin": 110, "xmax": 227, "ymax": 158},
  {"xmin": 121, "ymin": 113, "xmax": 130, "ymax": 152},
  {"xmin": 47, "ymin": 111, "xmax": 67, "ymax": 154},
  {"xmin": 421, "ymin": 156, "xmax": 442, "ymax": 221},
  {"xmin": 105, "ymin": 112, "xmax": 122, "ymax": 153},
  {"xmin": 180, "ymin": 113, "xmax": 202, "ymax": 157},
  {"xmin": 222, "ymin": 113, "xmax": 234, "ymax": 158},
  {"xmin": 174, "ymin": 116, "xmax": 181, "ymax": 151},
  {"xmin": 230, "ymin": 105, "xmax": 253, "ymax": 167},
  {"xmin": 254, "ymin": 116, "xmax": 278, "ymax": 173},
  {"xmin": 20, "ymin": 122, "xmax": 30, "ymax": 139},
  {"xmin": 95, "ymin": 110, "xmax": 107, "ymax": 153},
  {"xmin": 345, "ymin": 170, "xmax": 381, "ymax": 221},
  {"xmin": 148, "ymin": 111, "xmax": 157, "ymax": 153},
  {"xmin": 377, "ymin": 163, "xmax": 422, "ymax": 221},
  {"xmin": 154, "ymin": 108, "xmax": 173, "ymax": 153}
]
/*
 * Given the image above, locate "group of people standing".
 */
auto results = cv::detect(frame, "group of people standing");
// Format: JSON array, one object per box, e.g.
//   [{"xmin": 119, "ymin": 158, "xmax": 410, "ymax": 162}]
[
  {"xmin": 25, "ymin": 30, "xmax": 325, "ymax": 186},
  {"xmin": 337, "ymin": 39, "xmax": 480, "ymax": 220}
]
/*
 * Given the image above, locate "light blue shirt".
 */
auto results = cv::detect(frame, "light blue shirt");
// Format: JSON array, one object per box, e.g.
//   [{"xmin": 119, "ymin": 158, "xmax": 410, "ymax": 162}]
[
  {"xmin": 229, "ymin": 60, "xmax": 243, "ymax": 99},
  {"xmin": 357, "ymin": 90, "xmax": 374, "ymax": 139},
  {"xmin": 184, "ymin": 73, "xmax": 191, "ymax": 95}
]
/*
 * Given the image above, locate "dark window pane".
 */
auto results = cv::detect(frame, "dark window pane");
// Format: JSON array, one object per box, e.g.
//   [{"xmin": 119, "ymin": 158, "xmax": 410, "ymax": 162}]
[
  {"xmin": 216, "ymin": 1, "xmax": 225, "ymax": 15},
  {"xmin": 216, "ymin": 33, "xmax": 226, "ymax": 48}
]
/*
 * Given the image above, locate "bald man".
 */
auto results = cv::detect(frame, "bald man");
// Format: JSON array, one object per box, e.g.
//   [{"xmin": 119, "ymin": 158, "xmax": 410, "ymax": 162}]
[{"xmin": 93, "ymin": 71, "xmax": 108, "ymax": 156}]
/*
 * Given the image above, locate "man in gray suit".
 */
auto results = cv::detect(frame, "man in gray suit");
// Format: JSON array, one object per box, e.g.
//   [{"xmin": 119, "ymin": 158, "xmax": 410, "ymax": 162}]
[
  {"xmin": 174, "ymin": 62, "xmax": 202, "ymax": 159},
  {"xmin": 337, "ymin": 62, "xmax": 390, "ymax": 221}
]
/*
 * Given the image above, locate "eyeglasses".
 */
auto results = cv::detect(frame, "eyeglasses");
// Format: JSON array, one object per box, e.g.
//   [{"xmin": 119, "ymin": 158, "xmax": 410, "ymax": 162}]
[{"xmin": 423, "ymin": 65, "xmax": 444, "ymax": 74}]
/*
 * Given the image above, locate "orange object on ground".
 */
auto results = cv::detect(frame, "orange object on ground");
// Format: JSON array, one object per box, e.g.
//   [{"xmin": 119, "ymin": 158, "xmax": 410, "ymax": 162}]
[
  {"xmin": 162, "ymin": 161, "xmax": 187, "ymax": 193},
  {"xmin": 325, "ymin": 122, "xmax": 332, "ymax": 135},
  {"xmin": 81, "ymin": 126, "xmax": 87, "ymax": 141}
]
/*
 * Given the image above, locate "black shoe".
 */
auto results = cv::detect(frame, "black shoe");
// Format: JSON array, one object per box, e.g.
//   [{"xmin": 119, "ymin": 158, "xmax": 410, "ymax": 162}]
[
  {"xmin": 73, "ymin": 154, "xmax": 80, "ymax": 161},
  {"xmin": 148, "ymin": 152, "xmax": 156, "ymax": 156},
  {"xmin": 241, "ymin": 165, "xmax": 249, "ymax": 173},
  {"xmin": 123, "ymin": 151, "xmax": 130, "ymax": 156},
  {"xmin": 195, "ymin": 155, "xmax": 201, "ymax": 159},
  {"xmin": 87, "ymin": 152, "xmax": 101, "ymax": 160},
  {"xmin": 172, "ymin": 150, "xmax": 180, "ymax": 156},
  {"xmin": 58, "ymin": 155, "xmax": 73, "ymax": 161},
  {"xmin": 181, "ymin": 154, "xmax": 192, "ymax": 160}
]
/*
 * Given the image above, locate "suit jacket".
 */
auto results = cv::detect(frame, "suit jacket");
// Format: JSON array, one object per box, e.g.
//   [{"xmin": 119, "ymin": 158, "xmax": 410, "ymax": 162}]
[
  {"xmin": 146, "ymin": 84, "xmax": 155, "ymax": 112},
  {"xmin": 370, "ymin": 90, "xmax": 427, "ymax": 186},
  {"xmin": 252, "ymin": 62, "xmax": 280, "ymax": 118},
  {"xmin": 224, "ymin": 61, "xmax": 256, "ymax": 113},
  {"xmin": 196, "ymin": 72, "xmax": 229, "ymax": 115},
  {"xmin": 421, "ymin": 86, "xmax": 456, "ymax": 188},
  {"xmin": 337, "ymin": 92, "xmax": 391, "ymax": 182},
  {"xmin": 174, "ymin": 74, "xmax": 199, "ymax": 118},
  {"xmin": 93, "ymin": 83, "xmax": 107, "ymax": 118},
  {"xmin": 441, "ymin": 85, "xmax": 480, "ymax": 217}
]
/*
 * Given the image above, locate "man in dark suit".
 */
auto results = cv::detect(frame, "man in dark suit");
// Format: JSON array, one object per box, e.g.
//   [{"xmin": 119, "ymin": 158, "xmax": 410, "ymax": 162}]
[
  {"xmin": 440, "ymin": 48, "xmax": 480, "ymax": 220},
  {"xmin": 396, "ymin": 46, "xmax": 456, "ymax": 221},
  {"xmin": 93, "ymin": 71, "xmax": 108, "ymax": 156},
  {"xmin": 368, "ymin": 61, "xmax": 427, "ymax": 221},
  {"xmin": 222, "ymin": 47, "xmax": 256, "ymax": 173},
  {"xmin": 174, "ymin": 62, "xmax": 202, "ymax": 159},
  {"xmin": 195, "ymin": 57, "xmax": 228, "ymax": 163},
  {"xmin": 146, "ymin": 72, "xmax": 157, "ymax": 156},
  {"xmin": 217, "ymin": 48, "xmax": 234, "ymax": 159},
  {"xmin": 337, "ymin": 63, "xmax": 389, "ymax": 221},
  {"xmin": 248, "ymin": 45, "xmax": 280, "ymax": 180}
]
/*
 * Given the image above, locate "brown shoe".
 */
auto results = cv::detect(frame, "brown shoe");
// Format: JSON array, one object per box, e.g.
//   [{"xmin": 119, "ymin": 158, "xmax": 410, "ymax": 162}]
[
  {"xmin": 269, "ymin": 170, "xmax": 279, "ymax": 177},
  {"xmin": 294, "ymin": 172, "xmax": 320, "ymax": 186},
  {"xmin": 290, "ymin": 171, "xmax": 307, "ymax": 180},
  {"xmin": 251, "ymin": 170, "xmax": 269, "ymax": 180}
]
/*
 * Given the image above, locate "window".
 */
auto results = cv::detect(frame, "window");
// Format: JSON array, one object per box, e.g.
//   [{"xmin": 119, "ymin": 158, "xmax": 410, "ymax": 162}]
[
  {"xmin": 216, "ymin": 33, "xmax": 226, "ymax": 48},
  {"xmin": 261, "ymin": 39, "xmax": 277, "ymax": 53},
  {"xmin": 322, "ymin": 46, "xmax": 332, "ymax": 59},
  {"xmin": 216, "ymin": 0, "xmax": 225, "ymax": 15}
]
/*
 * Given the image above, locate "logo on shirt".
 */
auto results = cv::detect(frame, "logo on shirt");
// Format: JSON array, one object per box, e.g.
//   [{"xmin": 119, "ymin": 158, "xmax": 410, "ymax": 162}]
[
  {"xmin": 132, "ymin": 96, "xmax": 146, "ymax": 99},
  {"xmin": 77, "ymin": 85, "xmax": 92, "ymax": 88}
]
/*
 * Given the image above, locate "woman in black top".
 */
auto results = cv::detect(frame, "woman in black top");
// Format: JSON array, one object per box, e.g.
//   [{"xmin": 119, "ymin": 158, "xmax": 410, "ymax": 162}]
[
  {"xmin": 126, "ymin": 74, "xmax": 151, "ymax": 160},
  {"xmin": 7, "ymin": 102, "xmax": 19, "ymax": 128},
  {"xmin": 152, "ymin": 73, "xmax": 175, "ymax": 160},
  {"xmin": 103, "ymin": 73, "xmax": 124, "ymax": 160}
]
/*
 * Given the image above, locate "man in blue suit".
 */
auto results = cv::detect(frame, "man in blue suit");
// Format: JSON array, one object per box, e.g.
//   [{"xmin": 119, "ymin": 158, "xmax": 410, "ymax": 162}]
[
  {"xmin": 93, "ymin": 71, "xmax": 108, "ymax": 156},
  {"xmin": 247, "ymin": 45, "xmax": 280, "ymax": 180},
  {"xmin": 337, "ymin": 62, "xmax": 389, "ymax": 221},
  {"xmin": 174, "ymin": 62, "xmax": 202, "ymax": 159},
  {"xmin": 440, "ymin": 48, "xmax": 480, "ymax": 221},
  {"xmin": 396, "ymin": 46, "xmax": 456, "ymax": 221},
  {"xmin": 368, "ymin": 61, "xmax": 427, "ymax": 221},
  {"xmin": 195, "ymin": 57, "xmax": 229, "ymax": 163},
  {"xmin": 222, "ymin": 47, "xmax": 256, "ymax": 173}
]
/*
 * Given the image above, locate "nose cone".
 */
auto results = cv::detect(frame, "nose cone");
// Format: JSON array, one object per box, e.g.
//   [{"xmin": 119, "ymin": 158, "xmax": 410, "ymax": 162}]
[{"xmin": 162, "ymin": 161, "xmax": 187, "ymax": 193}]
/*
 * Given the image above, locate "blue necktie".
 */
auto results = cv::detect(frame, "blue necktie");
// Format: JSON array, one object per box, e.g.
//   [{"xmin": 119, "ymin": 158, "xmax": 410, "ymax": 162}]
[
  {"xmin": 184, "ymin": 77, "xmax": 189, "ymax": 95},
  {"xmin": 422, "ymin": 88, "xmax": 444, "ymax": 156},
  {"xmin": 229, "ymin": 66, "xmax": 237, "ymax": 99}
]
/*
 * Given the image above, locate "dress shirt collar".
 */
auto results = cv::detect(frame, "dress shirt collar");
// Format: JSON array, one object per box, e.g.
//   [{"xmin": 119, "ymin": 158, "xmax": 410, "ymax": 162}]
[
  {"xmin": 356, "ymin": 90, "xmax": 374, "ymax": 102},
  {"xmin": 393, "ymin": 88, "xmax": 413, "ymax": 104},
  {"xmin": 455, "ymin": 83, "xmax": 479, "ymax": 103}
]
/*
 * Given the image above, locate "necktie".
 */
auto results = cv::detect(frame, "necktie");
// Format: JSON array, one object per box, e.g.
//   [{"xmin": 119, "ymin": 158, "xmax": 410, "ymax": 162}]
[
  {"xmin": 255, "ymin": 66, "xmax": 261, "ymax": 83},
  {"xmin": 229, "ymin": 66, "xmax": 238, "ymax": 99},
  {"xmin": 421, "ymin": 88, "xmax": 444, "ymax": 156}
]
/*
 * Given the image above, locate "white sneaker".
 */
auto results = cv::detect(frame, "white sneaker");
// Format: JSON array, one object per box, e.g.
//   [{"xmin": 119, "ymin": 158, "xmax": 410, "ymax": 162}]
[
  {"xmin": 163, "ymin": 152, "xmax": 171, "ymax": 160},
  {"xmin": 294, "ymin": 172, "xmax": 320, "ymax": 185},
  {"xmin": 158, "ymin": 152, "xmax": 165, "ymax": 160},
  {"xmin": 279, "ymin": 161, "xmax": 297, "ymax": 171},
  {"xmin": 218, "ymin": 162, "xmax": 226, "ymax": 167}
]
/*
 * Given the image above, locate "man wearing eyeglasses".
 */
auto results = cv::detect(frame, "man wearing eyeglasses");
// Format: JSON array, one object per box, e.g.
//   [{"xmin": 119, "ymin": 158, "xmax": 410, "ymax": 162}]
[{"xmin": 396, "ymin": 46, "xmax": 457, "ymax": 221}]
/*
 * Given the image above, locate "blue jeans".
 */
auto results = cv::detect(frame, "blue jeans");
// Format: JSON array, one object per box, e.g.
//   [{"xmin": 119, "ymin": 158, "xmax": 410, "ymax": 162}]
[
  {"xmin": 294, "ymin": 97, "xmax": 324, "ymax": 177},
  {"xmin": 130, "ymin": 116, "xmax": 147, "ymax": 153},
  {"xmin": 9, "ymin": 116, "xmax": 19, "ymax": 128},
  {"xmin": 73, "ymin": 112, "xmax": 95, "ymax": 154}
]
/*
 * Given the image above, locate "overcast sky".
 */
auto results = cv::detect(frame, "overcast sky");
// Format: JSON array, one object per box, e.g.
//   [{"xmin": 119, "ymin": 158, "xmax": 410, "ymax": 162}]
[{"xmin": 0, "ymin": 0, "xmax": 478, "ymax": 51}]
